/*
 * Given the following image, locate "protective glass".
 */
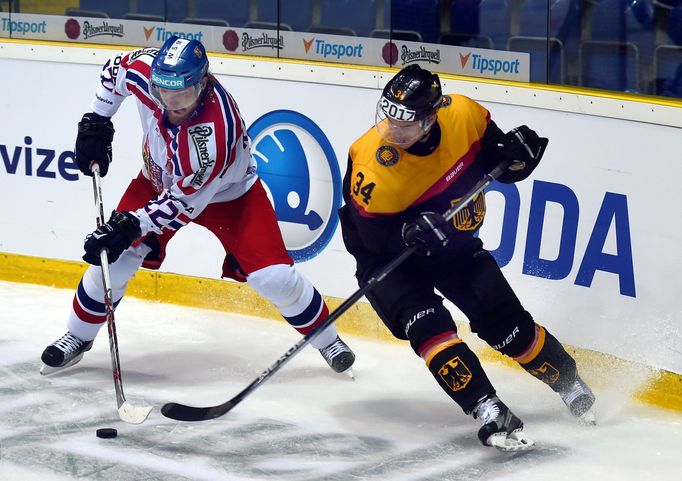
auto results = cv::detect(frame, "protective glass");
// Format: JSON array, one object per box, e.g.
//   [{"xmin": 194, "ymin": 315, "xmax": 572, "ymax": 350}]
[
  {"xmin": 375, "ymin": 100, "xmax": 435, "ymax": 148},
  {"xmin": 150, "ymin": 82, "xmax": 203, "ymax": 111}
]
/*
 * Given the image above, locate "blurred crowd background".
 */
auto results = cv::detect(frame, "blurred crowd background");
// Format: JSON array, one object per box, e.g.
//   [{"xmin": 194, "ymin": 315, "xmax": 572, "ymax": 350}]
[{"xmin": 2, "ymin": 0, "xmax": 681, "ymax": 99}]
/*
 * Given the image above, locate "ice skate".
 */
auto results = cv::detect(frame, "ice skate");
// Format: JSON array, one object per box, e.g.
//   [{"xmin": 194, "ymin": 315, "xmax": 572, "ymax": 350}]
[
  {"xmin": 473, "ymin": 395, "xmax": 535, "ymax": 452},
  {"xmin": 560, "ymin": 375, "xmax": 596, "ymax": 425},
  {"xmin": 319, "ymin": 336, "xmax": 356, "ymax": 379},
  {"xmin": 40, "ymin": 331, "xmax": 93, "ymax": 375}
]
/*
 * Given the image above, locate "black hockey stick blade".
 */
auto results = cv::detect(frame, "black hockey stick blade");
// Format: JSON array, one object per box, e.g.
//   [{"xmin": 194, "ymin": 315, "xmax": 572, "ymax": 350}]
[{"xmin": 161, "ymin": 400, "xmax": 237, "ymax": 421}]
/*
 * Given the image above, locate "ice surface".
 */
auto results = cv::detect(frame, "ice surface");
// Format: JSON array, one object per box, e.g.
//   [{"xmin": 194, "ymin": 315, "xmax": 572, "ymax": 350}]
[{"xmin": 0, "ymin": 280, "xmax": 680, "ymax": 480}]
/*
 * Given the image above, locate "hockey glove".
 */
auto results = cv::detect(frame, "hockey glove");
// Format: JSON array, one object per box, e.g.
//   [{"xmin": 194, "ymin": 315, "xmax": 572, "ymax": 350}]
[
  {"xmin": 83, "ymin": 211, "xmax": 141, "ymax": 265},
  {"xmin": 402, "ymin": 212, "xmax": 453, "ymax": 256},
  {"xmin": 495, "ymin": 125, "xmax": 548, "ymax": 184},
  {"xmin": 75, "ymin": 112, "xmax": 115, "ymax": 177}
]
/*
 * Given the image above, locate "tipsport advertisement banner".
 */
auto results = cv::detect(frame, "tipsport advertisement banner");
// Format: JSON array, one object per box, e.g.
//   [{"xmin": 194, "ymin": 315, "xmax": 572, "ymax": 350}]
[{"xmin": 1, "ymin": 14, "xmax": 529, "ymax": 82}]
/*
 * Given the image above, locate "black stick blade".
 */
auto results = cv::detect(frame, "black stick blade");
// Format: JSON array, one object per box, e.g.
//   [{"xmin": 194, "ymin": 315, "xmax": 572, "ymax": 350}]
[{"xmin": 161, "ymin": 401, "xmax": 236, "ymax": 422}]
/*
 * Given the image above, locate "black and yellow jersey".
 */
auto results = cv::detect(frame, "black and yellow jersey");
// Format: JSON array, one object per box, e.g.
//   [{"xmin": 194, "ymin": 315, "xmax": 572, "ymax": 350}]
[{"xmin": 340, "ymin": 94, "xmax": 505, "ymax": 267}]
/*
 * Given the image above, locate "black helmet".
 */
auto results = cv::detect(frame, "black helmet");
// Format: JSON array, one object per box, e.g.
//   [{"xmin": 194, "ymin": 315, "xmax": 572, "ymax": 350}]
[
  {"xmin": 375, "ymin": 65, "xmax": 442, "ymax": 148},
  {"xmin": 380, "ymin": 64, "xmax": 442, "ymax": 121}
]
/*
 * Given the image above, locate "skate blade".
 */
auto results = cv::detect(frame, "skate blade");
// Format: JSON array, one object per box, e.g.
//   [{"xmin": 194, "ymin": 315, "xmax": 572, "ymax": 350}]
[
  {"xmin": 488, "ymin": 430, "xmax": 536, "ymax": 452},
  {"xmin": 39, "ymin": 353, "xmax": 85, "ymax": 376}
]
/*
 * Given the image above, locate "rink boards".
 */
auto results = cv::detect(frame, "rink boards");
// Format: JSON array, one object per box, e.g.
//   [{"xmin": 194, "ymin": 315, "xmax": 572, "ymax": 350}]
[{"xmin": 0, "ymin": 40, "xmax": 680, "ymax": 408}]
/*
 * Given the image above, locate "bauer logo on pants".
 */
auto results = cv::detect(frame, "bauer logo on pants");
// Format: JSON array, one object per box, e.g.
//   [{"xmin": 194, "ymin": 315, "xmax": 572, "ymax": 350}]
[
  {"xmin": 248, "ymin": 110, "xmax": 341, "ymax": 262},
  {"xmin": 438, "ymin": 356, "xmax": 472, "ymax": 391}
]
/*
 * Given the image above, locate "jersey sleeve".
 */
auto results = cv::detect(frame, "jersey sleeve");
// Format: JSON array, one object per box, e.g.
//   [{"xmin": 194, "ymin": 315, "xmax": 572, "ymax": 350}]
[{"xmin": 89, "ymin": 48, "xmax": 158, "ymax": 117}]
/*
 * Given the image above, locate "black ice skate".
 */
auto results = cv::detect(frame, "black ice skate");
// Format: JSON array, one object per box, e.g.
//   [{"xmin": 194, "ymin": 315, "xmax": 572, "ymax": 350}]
[
  {"xmin": 40, "ymin": 331, "xmax": 93, "ymax": 375},
  {"xmin": 473, "ymin": 395, "xmax": 535, "ymax": 452},
  {"xmin": 559, "ymin": 375, "xmax": 596, "ymax": 425},
  {"xmin": 318, "ymin": 336, "xmax": 356, "ymax": 378}
]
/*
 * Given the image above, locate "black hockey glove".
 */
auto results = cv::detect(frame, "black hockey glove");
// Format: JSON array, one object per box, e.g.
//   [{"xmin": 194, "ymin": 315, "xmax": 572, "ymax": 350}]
[
  {"xmin": 495, "ymin": 125, "xmax": 548, "ymax": 184},
  {"xmin": 402, "ymin": 212, "xmax": 453, "ymax": 256},
  {"xmin": 83, "ymin": 211, "xmax": 141, "ymax": 265},
  {"xmin": 75, "ymin": 112, "xmax": 115, "ymax": 177}
]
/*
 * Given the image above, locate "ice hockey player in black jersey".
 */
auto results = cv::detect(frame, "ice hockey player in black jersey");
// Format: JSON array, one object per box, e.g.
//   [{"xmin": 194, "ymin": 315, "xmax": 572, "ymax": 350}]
[{"xmin": 339, "ymin": 64, "xmax": 595, "ymax": 451}]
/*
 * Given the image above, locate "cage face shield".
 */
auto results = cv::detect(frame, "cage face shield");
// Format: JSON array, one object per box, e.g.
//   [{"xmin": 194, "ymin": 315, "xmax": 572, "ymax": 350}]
[{"xmin": 375, "ymin": 97, "xmax": 436, "ymax": 148}]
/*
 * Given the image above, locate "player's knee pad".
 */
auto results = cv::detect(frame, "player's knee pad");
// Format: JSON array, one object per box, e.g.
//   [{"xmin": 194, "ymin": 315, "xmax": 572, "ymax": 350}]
[
  {"xmin": 516, "ymin": 325, "xmax": 578, "ymax": 393},
  {"xmin": 247, "ymin": 264, "xmax": 305, "ymax": 309},
  {"xmin": 398, "ymin": 303, "xmax": 458, "ymax": 355},
  {"xmin": 476, "ymin": 308, "xmax": 536, "ymax": 358},
  {"xmin": 83, "ymin": 244, "xmax": 148, "ymax": 293}
]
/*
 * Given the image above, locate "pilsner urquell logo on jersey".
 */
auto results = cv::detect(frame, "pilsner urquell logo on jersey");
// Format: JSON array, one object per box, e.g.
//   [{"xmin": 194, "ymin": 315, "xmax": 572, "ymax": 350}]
[{"xmin": 188, "ymin": 124, "xmax": 215, "ymax": 187}]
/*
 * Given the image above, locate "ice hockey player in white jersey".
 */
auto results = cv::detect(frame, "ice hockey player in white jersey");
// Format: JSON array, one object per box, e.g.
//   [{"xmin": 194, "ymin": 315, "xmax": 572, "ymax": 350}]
[{"xmin": 40, "ymin": 36, "xmax": 355, "ymax": 377}]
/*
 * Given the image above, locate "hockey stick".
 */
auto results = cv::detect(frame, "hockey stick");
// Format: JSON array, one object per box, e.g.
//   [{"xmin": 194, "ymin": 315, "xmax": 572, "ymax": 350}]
[
  {"xmin": 161, "ymin": 162, "xmax": 512, "ymax": 422},
  {"xmin": 91, "ymin": 164, "xmax": 153, "ymax": 424}
]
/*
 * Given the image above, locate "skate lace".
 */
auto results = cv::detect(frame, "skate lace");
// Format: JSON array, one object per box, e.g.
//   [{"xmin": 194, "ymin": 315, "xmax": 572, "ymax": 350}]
[
  {"xmin": 561, "ymin": 379, "xmax": 588, "ymax": 406},
  {"xmin": 319, "ymin": 338, "xmax": 348, "ymax": 361},
  {"xmin": 475, "ymin": 397, "xmax": 501, "ymax": 425},
  {"xmin": 54, "ymin": 333, "xmax": 85, "ymax": 354}
]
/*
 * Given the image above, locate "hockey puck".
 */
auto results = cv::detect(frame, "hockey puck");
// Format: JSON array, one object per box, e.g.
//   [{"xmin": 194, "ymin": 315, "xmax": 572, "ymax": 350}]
[{"xmin": 96, "ymin": 428, "xmax": 118, "ymax": 439}]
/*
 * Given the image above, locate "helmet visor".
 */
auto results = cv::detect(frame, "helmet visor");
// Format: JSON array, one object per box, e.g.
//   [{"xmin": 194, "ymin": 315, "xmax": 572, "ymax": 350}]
[
  {"xmin": 150, "ymin": 82, "xmax": 202, "ymax": 111},
  {"xmin": 375, "ymin": 99, "xmax": 434, "ymax": 148}
]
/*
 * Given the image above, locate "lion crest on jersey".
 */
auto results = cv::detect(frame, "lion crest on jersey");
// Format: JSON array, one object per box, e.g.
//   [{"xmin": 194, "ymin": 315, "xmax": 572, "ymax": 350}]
[{"xmin": 438, "ymin": 356, "xmax": 472, "ymax": 392}]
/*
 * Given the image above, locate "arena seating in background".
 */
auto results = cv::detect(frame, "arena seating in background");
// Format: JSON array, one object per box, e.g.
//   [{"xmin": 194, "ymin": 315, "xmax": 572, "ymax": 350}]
[
  {"xmin": 135, "ymin": 0, "xmax": 186, "ymax": 23},
  {"xmin": 440, "ymin": 31, "xmax": 494, "ymax": 48},
  {"xmin": 446, "ymin": 0, "xmax": 512, "ymax": 50},
  {"xmin": 194, "ymin": 0, "xmax": 249, "ymax": 27},
  {"xmin": 580, "ymin": 0, "xmax": 656, "ymax": 92},
  {"xmin": 245, "ymin": 20, "xmax": 293, "ymax": 31},
  {"xmin": 506, "ymin": 0, "xmax": 581, "ymax": 84},
  {"xmin": 509, "ymin": 36, "xmax": 566, "ymax": 83},
  {"xmin": 665, "ymin": 3, "xmax": 682, "ymax": 44},
  {"xmin": 183, "ymin": 18, "xmax": 230, "ymax": 27},
  {"xmin": 58, "ymin": 0, "xmax": 680, "ymax": 99},
  {"xmin": 654, "ymin": 44, "xmax": 682, "ymax": 95},
  {"xmin": 307, "ymin": 25, "xmax": 358, "ymax": 36},
  {"xmin": 478, "ymin": 0, "xmax": 512, "ymax": 49},
  {"xmin": 257, "ymin": 0, "xmax": 312, "ymax": 32},
  {"xmin": 370, "ymin": 28, "xmax": 424, "ymax": 42},
  {"xmin": 65, "ymin": 8, "xmax": 108, "ymax": 18},
  {"xmin": 589, "ymin": 0, "xmax": 656, "ymax": 48},
  {"xmin": 123, "ymin": 13, "xmax": 165, "ymax": 22},
  {"xmin": 391, "ymin": 0, "xmax": 440, "ymax": 44},
  {"xmin": 317, "ymin": 0, "xmax": 376, "ymax": 37},
  {"xmin": 446, "ymin": 0, "xmax": 491, "ymax": 48},
  {"xmin": 580, "ymin": 40, "xmax": 641, "ymax": 91},
  {"xmin": 78, "ymin": 0, "xmax": 127, "ymax": 19}
]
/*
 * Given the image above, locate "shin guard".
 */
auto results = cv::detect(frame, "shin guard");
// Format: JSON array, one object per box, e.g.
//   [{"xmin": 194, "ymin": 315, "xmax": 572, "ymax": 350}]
[
  {"xmin": 425, "ymin": 340, "xmax": 495, "ymax": 414},
  {"xmin": 515, "ymin": 325, "xmax": 578, "ymax": 393}
]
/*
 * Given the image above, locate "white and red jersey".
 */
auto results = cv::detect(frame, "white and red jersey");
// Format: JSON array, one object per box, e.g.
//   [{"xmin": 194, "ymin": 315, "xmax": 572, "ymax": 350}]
[{"xmin": 89, "ymin": 47, "xmax": 257, "ymax": 237}]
